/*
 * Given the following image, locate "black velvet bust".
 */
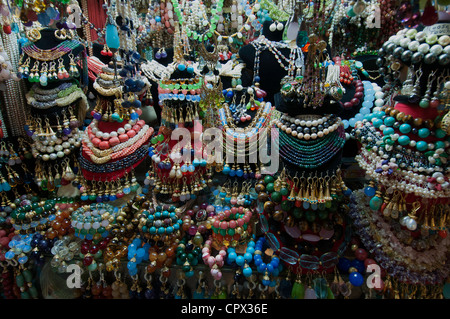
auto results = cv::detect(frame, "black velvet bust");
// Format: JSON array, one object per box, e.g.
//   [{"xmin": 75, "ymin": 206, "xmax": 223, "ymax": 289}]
[{"xmin": 239, "ymin": 20, "xmax": 291, "ymax": 104}]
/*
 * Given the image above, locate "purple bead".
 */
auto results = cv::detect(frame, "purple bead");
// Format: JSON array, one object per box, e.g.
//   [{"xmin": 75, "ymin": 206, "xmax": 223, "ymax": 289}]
[
  {"xmin": 69, "ymin": 120, "xmax": 79, "ymax": 128},
  {"xmin": 63, "ymin": 128, "xmax": 72, "ymax": 135},
  {"xmin": 161, "ymin": 51, "xmax": 167, "ymax": 58},
  {"xmin": 375, "ymin": 168, "xmax": 383, "ymax": 173},
  {"xmin": 93, "ymin": 112, "xmax": 102, "ymax": 121},
  {"xmin": 199, "ymin": 203, "xmax": 207, "ymax": 210},
  {"xmin": 155, "ymin": 52, "xmax": 161, "ymax": 59},
  {"xmin": 26, "ymin": 130, "xmax": 34, "ymax": 137},
  {"xmin": 188, "ymin": 225, "xmax": 197, "ymax": 236}
]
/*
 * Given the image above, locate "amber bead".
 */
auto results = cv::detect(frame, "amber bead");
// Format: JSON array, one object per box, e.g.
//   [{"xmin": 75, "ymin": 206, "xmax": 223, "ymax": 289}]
[
  {"xmin": 146, "ymin": 263, "xmax": 157, "ymax": 273},
  {"xmin": 46, "ymin": 230, "xmax": 57, "ymax": 239},
  {"xmin": 166, "ymin": 246, "xmax": 175, "ymax": 257},
  {"xmin": 255, "ymin": 184, "xmax": 265, "ymax": 193},
  {"xmin": 52, "ymin": 221, "xmax": 61, "ymax": 230},
  {"xmin": 284, "ymin": 215, "xmax": 295, "ymax": 227},
  {"xmin": 390, "ymin": 109, "xmax": 399, "ymax": 117},
  {"xmin": 413, "ymin": 118, "xmax": 423, "ymax": 127},
  {"xmin": 263, "ymin": 201, "xmax": 275, "ymax": 213},
  {"xmin": 403, "ymin": 114, "xmax": 413, "ymax": 123},
  {"xmin": 258, "ymin": 193, "xmax": 269, "ymax": 203},
  {"xmin": 149, "ymin": 251, "xmax": 158, "ymax": 262},
  {"xmin": 384, "ymin": 107, "xmax": 393, "ymax": 114},
  {"xmin": 55, "ymin": 214, "xmax": 64, "ymax": 222},
  {"xmin": 61, "ymin": 210, "xmax": 71, "ymax": 218},
  {"xmin": 424, "ymin": 119, "xmax": 434, "ymax": 129},
  {"xmin": 182, "ymin": 222, "xmax": 190, "ymax": 231},
  {"xmin": 62, "ymin": 219, "xmax": 71, "ymax": 228},
  {"xmin": 161, "ymin": 268, "xmax": 171, "ymax": 278},
  {"xmin": 157, "ymin": 252, "xmax": 167, "ymax": 262},
  {"xmin": 164, "ymin": 257, "xmax": 174, "ymax": 267},
  {"xmin": 272, "ymin": 210, "xmax": 284, "ymax": 222},
  {"xmin": 395, "ymin": 112, "xmax": 405, "ymax": 121}
]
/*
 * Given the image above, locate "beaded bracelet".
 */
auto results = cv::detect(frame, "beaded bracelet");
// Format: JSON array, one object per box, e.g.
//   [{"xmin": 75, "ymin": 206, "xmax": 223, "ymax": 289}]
[
  {"xmin": 10, "ymin": 198, "xmax": 58, "ymax": 233},
  {"xmin": 71, "ymin": 203, "xmax": 117, "ymax": 240},
  {"xmin": 209, "ymin": 206, "xmax": 253, "ymax": 247},
  {"xmin": 139, "ymin": 205, "xmax": 182, "ymax": 236}
]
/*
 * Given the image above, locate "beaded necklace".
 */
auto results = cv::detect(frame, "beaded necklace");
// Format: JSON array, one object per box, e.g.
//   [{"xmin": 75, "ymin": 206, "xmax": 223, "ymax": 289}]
[{"xmin": 21, "ymin": 40, "xmax": 81, "ymax": 61}]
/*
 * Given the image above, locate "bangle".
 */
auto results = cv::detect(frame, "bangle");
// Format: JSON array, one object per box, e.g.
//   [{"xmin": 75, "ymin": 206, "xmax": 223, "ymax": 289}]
[
  {"xmin": 139, "ymin": 205, "xmax": 182, "ymax": 236},
  {"xmin": 209, "ymin": 206, "xmax": 253, "ymax": 246},
  {"xmin": 71, "ymin": 203, "xmax": 118, "ymax": 240}
]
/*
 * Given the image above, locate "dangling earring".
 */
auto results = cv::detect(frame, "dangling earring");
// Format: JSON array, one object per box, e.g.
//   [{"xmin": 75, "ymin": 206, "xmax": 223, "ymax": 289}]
[
  {"xmin": 277, "ymin": 22, "xmax": 284, "ymax": 31},
  {"xmin": 57, "ymin": 57, "xmax": 69, "ymax": 80},
  {"xmin": 39, "ymin": 62, "xmax": 48, "ymax": 86},
  {"xmin": 269, "ymin": 21, "xmax": 277, "ymax": 32},
  {"xmin": 48, "ymin": 61, "xmax": 57, "ymax": 82},
  {"xmin": 68, "ymin": 53, "xmax": 80, "ymax": 78},
  {"xmin": 408, "ymin": 68, "xmax": 423, "ymax": 104}
]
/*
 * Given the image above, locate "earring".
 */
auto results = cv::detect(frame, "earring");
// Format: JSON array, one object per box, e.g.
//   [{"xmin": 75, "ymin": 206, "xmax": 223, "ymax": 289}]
[
  {"xmin": 277, "ymin": 22, "xmax": 284, "ymax": 31},
  {"xmin": 57, "ymin": 57, "xmax": 69, "ymax": 80},
  {"xmin": 68, "ymin": 54, "xmax": 80, "ymax": 78},
  {"xmin": 48, "ymin": 61, "xmax": 57, "ymax": 82},
  {"xmin": 269, "ymin": 21, "xmax": 277, "ymax": 32},
  {"xmin": 408, "ymin": 68, "xmax": 423, "ymax": 104},
  {"xmin": 101, "ymin": 44, "xmax": 113, "ymax": 57},
  {"xmin": 419, "ymin": 70, "xmax": 437, "ymax": 108},
  {"xmin": 55, "ymin": 29, "xmax": 67, "ymax": 40}
]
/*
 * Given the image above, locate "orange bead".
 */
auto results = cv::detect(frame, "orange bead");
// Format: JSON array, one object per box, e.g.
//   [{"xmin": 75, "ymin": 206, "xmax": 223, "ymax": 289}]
[
  {"xmin": 166, "ymin": 247, "xmax": 175, "ymax": 257},
  {"xmin": 47, "ymin": 230, "xmax": 57, "ymax": 240},
  {"xmin": 62, "ymin": 219, "xmax": 71, "ymax": 228},
  {"xmin": 157, "ymin": 252, "xmax": 167, "ymax": 262},
  {"xmin": 62, "ymin": 210, "xmax": 71, "ymax": 218},
  {"xmin": 146, "ymin": 264, "xmax": 157, "ymax": 273},
  {"xmin": 164, "ymin": 257, "xmax": 174, "ymax": 267},
  {"xmin": 149, "ymin": 251, "xmax": 158, "ymax": 262},
  {"xmin": 52, "ymin": 221, "xmax": 62, "ymax": 230}
]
